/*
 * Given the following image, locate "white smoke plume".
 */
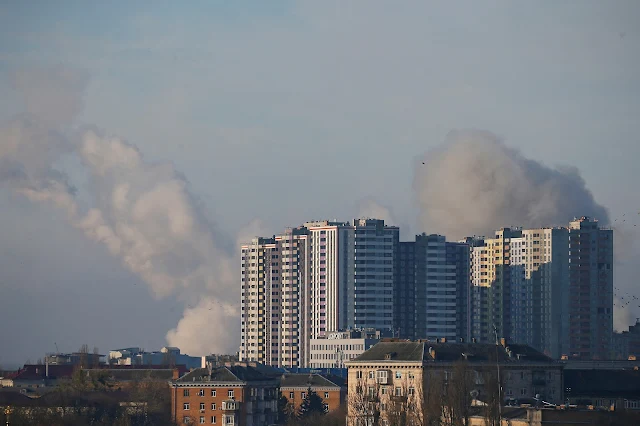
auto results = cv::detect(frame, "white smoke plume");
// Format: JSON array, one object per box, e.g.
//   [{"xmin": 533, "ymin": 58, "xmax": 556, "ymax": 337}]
[
  {"xmin": 414, "ymin": 129, "xmax": 610, "ymax": 239},
  {"xmin": 165, "ymin": 219, "xmax": 272, "ymax": 354},
  {"xmin": 413, "ymin": 129, "xmax": 640, "ymax": 330},
  {"xmin": 612, "ymin": 222, "xmax": 640, "ymax": 332},
  {"xmin": 0, "ymin": 67, "xmax": 240, "ymax": 355},
  {"xmin": 356, "ymin": 197, "xmax": 396, "ymax": 224}
]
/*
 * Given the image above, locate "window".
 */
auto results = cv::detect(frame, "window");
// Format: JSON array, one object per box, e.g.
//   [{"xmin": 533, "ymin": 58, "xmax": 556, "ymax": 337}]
[
  {"xmin": 224, "ymin": 415, "xmax": 234, "ymax": 425},
  {"xmin": 184, "ymin": 389, "xmax": 190, "ymax": 397},
  {"xmin": 395, "ymin": 387, "xmax": 402, "ymax": 396},
  {"xmin": 323, "ymin": 403, "xmax": 329, "ymax": 412},
  {"xmin": 198, "ymin": 389, "xmax": 205, "ymax": 397},
  {"xmin": 184, "ymin": 403, "xmax": 190, "ymax": 410},
  {"xmin": 301, "ymin": 392, "xmax": 306, "ymax": 399},
  {"xmin": 183, "ymin": 416, "xmax": 191, "ymax": 424},
  {"xmin": 368, "ymin": 387, "xmax": 375, "ymax": 398},
  {"xmin": 369, "ymin": 371, "xmax": 375, "ymax": 379},
  {"xmin": 211, "ymin": 390, "xmax": 217, "ymax": 397},
  {"xmin": 408, "ymin": 371, "xmax": 415, "ymax": 380},
  {"xmin": 324, "ymin": 392, "xmax": 329, "ymax": 399},
  {"xmin": 356, "ymin": 371, "xmax": 363, "ymax": 379},
  {"xmin": 381, "ymin": 386, "xmax": 387, "ymax": 395},
  {"xmin": 211, "ymin": 416, "xmax": 217, "ymax": 424},
  {"xmin": 200, "ymin": 403, "xmax": 205, "ymax": 411},
  {"xmin": 290, "ymin": 392, "xmax": 294, "ymax": 399},
  {"xmin": 200, "ymin": 417, "xmax": 206, "ymax": 424},
  {"xmin": 228, "ymin": 390, "xmax": 234, "ymax": 398},
  {"xmin": 211, "ymin": 403, "xmax": 216, "ymax": 410},
  {"xmin": 408, "ymin": 387, "xmax": 415, "ymax": 396},
  {"xmin": 395, "ymin": 371, "xmax": 402, "ymax": 379},
  {"xmin": 520, "ymin": 388, "xmax": 527, "ymax": 396}
]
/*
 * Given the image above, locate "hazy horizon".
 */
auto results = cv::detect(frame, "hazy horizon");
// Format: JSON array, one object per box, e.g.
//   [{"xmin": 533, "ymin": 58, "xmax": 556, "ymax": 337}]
[{"xmin": 1, "ymin": 1, "xmax": 639, "ymax": 367}]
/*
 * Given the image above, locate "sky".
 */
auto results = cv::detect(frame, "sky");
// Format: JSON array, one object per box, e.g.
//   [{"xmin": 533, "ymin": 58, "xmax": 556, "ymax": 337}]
[{"xmin": 0, "ymin": 1, "xmax": 639, "ymax": 367}]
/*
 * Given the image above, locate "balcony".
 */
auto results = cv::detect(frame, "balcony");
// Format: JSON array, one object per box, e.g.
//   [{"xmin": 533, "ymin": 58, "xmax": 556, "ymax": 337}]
[{"xmin": 222, "ymin": 400, "xmax": 240, "ymax": 411}]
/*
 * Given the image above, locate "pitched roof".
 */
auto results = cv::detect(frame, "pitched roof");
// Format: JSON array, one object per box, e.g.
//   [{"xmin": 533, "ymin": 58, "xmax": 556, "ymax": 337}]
[
  {"xmin": 280, "ymin": 373, "xmax": 345, "ymax": 388},
  {"xmin": 174, "ymin": 365, "xmax": 278, "ymax": 384},
  {"xmin": 352, "ymin": 342, "xmax": 426, "ymax": 362},
  {"xmin": 350, "ymin": 341, "xmax": 556, "ymax": 364},
  {"xmin": 10, "ymin": 364, "xmax": 75, "ymax": 381}
]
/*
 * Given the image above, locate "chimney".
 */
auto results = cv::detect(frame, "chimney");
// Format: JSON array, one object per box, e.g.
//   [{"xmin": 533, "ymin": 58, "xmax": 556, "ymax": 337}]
[
  {"xmin": 172, "ymin": 368, "xmax": 180, "ymax": 380},
  {"xmin": 500, "ymin": 338, "xmax": 506, "ymax": 347},
  {"xmin": 439, "ymin": 337, "xmax": 446, "ymax": 343},
  {"xmin": 428, "ymin": 347, "xmax": 436, "ymax": 360}
]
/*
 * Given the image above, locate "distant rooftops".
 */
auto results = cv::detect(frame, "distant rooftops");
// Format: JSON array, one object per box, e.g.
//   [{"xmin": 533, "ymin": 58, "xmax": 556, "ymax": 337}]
[
  {"xmin": 349, "ymin": 340, "xmax": 556, "ymax": 364},
  {"xmin": 173, "ymin": 362, "xmax": 282, "ymax": 384}
]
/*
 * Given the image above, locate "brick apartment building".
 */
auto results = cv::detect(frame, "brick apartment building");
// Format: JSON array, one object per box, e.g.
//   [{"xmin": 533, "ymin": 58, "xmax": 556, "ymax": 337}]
[
  {"xmin": 280, "ymin": 373, "xmax": 346, "ymax": 413},
  {"xmin": 345, "ymin": 340, "xmax": 564, "ymax": 426},
  {"xmin": 170, "ymin": 362, "xmax": 280, "ymax": 425}
]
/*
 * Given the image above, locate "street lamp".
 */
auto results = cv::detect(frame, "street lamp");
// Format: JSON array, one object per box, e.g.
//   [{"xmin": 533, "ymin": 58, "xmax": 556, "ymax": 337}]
[{"xmin": 4, "ymin": 406, "xmax": 13, "ymax": 426}]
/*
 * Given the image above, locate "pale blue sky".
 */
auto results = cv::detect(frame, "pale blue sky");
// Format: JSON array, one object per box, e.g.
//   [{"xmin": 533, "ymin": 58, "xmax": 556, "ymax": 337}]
[{"xmin": 0, "ymin": 1, "xmax": 638, "ymax": 365}]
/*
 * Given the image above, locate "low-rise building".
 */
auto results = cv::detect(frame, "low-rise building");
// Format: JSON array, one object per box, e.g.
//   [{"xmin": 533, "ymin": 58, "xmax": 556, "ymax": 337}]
[
  {"xmin": 564, "ymin": 369, "xmax": 640, "ymax": 410},
  {"xmin": 345, "ymin": 340, "xmax": 563, "ymax": 426},
  {"xmin": 109, "ymin": 346, "xmax": 201, "ymax": 370},
  {"xmin": 309, "ymin": 329, "xmax": 392, "ymax": 369},
  {"xmin": 280, "ymin": 373, "xmax": 346, "ymax": 413},
  {"xmin": 169, "ymin": 362, "xmax": 280, "ymax": 426}
]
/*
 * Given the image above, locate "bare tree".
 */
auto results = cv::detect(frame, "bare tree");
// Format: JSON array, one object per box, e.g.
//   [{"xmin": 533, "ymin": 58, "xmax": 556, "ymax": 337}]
[
  {"xmin": 93, "ymin": 346, "xmax": 101, "ymax": 368},
  {"xmin": 441, "ymin": 361, "xmax": 475, "ymax": 426},
  {"xmin": 481, "ymin": 370, "xmax": 501, "ymax": 426},
  {"xmin": 385, "ymin": 382, "xmax": 423, "ymax": 426},
  {"xmin": 348, "ymin": 379, "xmax": 382, "ymax": 426},
  {"xmin": 421, "ymin": 369, "xmax": 444, "ymax": 426},
  {"xmin": 78, "ymin": 343, "xmax": 89, "ymax": 368}
]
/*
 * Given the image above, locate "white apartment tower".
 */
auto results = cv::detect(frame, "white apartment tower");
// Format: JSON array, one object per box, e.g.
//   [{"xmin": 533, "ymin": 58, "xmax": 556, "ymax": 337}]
[
  {"xmin": 241, "ymin": 218, "xmax": 398, "ymax": 368},
  {"xmin": 240, "ymin": 229, "xmax": 309, "ymax": 368}
]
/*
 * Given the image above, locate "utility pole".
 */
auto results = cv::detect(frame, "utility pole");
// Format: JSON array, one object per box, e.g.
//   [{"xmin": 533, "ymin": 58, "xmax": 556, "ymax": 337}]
[{"xmin": 493, "ymin": 325, "xmax": 502, "ymax": 423}]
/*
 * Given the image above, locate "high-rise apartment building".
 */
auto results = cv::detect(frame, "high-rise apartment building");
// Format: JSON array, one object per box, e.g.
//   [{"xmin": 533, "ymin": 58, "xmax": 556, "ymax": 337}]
[
  {"xmin": 567, "ymin": 216, "xmax": 613, "ymax": 359},
  {"xmin": 395, "ymin": 242, "xmax": 416, "ymax": 339},
  {"xmin": 468, "ymin": 218, "xmax": 611, "ymax": 360},
  {"xmin": 396, "ymin": 234, "xmax": 470, "ymax": 341},
  {"xmin": 241, "ymin": 218, "xmax": 398, "ymax": 368},
  {"xmin": 469, "ymin": 228, "xmax": 517, "ymax": 344},
  {"xmin": 509, "ymin": 228, "xmax": 569, "ymax": 358},
  {"xmin": 240, "ymin": 229, "xmax": 309, "ymax": 368},
  {"xmin": 349, "ymin": 219, "xmax": 398, "ymax": 330}
]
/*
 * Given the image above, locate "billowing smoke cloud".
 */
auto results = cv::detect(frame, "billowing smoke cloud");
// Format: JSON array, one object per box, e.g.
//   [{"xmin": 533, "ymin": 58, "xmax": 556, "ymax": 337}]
[
  {"xmin": 612, "ymin": 222, "xmax": 640, "ymax": 332},
  {"xmin": 356, "ymin": 197, "xmax": 396, "ymax": 224},
  {"xmin": 413, "ymin": 129, "xmax": 640, "ymax": 330},
  {"xmin": 165, "ymin": 219, "xmax": 272, "ymax": 354},
  {"xmin": 0, "ymin": 67, "xmax": 240, "ymax": 355},
  {"xmin": 414, "ymin": 129, "xmax": 610, "ymax": 239}
]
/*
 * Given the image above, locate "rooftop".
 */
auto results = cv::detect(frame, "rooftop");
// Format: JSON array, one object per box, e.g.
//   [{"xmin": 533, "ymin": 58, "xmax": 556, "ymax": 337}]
[
  {"xmin": 280, "ymin": 373, "xmax": 346, "ymax": 389},
  {"xmin": 174, "ymin": 363, "xmax": 280, "ymax": 384},
  {"xmin": 565, "ymin": 369, "xmax": 640, "ymax": 398},
  {"xmin": 349, "ymin": 341, "xmax": 556, "ymax": 364}
]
